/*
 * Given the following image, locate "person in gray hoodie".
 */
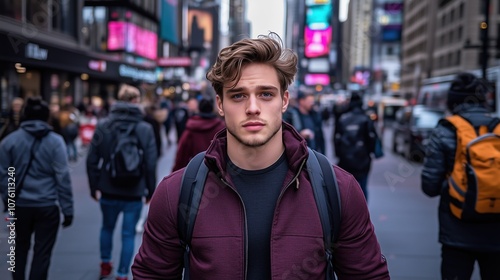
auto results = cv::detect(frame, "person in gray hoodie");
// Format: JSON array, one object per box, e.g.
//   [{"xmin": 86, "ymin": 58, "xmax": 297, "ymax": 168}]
[{"xmin": 0, "ymin": 96, "xmax": 74, "ymax": 280}]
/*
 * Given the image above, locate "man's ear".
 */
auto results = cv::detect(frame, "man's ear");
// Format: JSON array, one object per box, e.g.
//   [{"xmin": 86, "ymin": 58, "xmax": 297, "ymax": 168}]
[
  {"xmin": 282, "ymin": 90, "xmax": 289, "ymax": 113},
  {"xmin": 216, "ymin": 95, "xmax": 224, "ymax": 117}
]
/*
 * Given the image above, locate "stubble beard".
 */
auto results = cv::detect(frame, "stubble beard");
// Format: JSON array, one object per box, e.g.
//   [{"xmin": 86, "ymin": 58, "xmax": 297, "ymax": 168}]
[{"xmin": 226, "ymin": 123, "xmax": 282, "ymax": 148}]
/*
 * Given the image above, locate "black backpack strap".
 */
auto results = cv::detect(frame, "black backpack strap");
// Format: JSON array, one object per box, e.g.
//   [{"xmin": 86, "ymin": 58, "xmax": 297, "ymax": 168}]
[
  {"xmin": 306, "ymin": 147, "xmax": 341, "ymax": 279},
  {"xmin": 487, "ymin": 117, "xmax": 500, "ymax": 132},
  {"xmin": 177, "ymin": 151, "xmax": 209, "ymax": 280},
  {"xmin": 15, "ymin": 131, "xmax": 49, "ymax": 198}
]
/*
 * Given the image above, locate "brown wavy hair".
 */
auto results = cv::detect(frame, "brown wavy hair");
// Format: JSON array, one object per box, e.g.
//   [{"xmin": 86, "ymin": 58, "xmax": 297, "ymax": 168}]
[{"xmin": 206, "ymin": 32, "xmax": 298, "ymax": 100}]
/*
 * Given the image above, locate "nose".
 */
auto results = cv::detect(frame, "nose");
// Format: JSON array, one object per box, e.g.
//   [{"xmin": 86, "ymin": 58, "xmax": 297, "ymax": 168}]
[{"xmin": 245, "ymin": 95, "xmax": 261, "ymax": 115}]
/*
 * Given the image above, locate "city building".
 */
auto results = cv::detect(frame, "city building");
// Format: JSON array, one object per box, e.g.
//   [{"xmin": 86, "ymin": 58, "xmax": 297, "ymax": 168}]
[
  {"xmin": 0, "ymin": 0, "xmax": 161, "ymax": 116},
  {"xmin": 343, "ymin": 0, "xmax": 372, "ymax": 91},
  {"xmin": 401, "ymin": 0, "xmax": 500, "ymax": 103},
  {"xmin": 285, "ymin": 0, "xmax": 340, "ymax": 94}
]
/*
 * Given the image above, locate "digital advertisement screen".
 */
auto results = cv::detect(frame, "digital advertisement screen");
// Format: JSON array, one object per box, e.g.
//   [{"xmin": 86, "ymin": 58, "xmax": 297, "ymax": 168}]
[
  {"xmin": 305, "ymin": 73, "xmax": 330, "ymax": 85},
  {"xmin": 350, "ymin": 70, "xmax": 371, "ymax": 86},
  {"xmin": 304, "ymin": 26, "xmax": 332, "ymax": 58},
  {"xmin": 161, "ymin": 0, "xmax": 179, "ymax": 44},
  {"xmin": 382, "ymin": 26, "xmax": 401, "ymax": 42},
  {"xmin": 306, "ymin": 0, "xmax": 331, "ymax": 6},
  {"xmin": 108, "ymin": 22, "xmax": 158, "ymax": 60},
  {"xmin": 187, "ymin": 9, "xmax": 214, "ymax": 49},
  {"xmin": 306, "ymin": 4, "xmax": 332, "ymax": 30},
  {"xmin": 107, "ymin": 21, "xmax": 126, "ymax": 51}
]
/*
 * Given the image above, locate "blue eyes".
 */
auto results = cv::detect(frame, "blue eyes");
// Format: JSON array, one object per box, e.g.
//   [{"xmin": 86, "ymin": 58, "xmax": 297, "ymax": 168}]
[{"xmin": 230, "ymin": 92, "xmax": 274, "ymax": 100}]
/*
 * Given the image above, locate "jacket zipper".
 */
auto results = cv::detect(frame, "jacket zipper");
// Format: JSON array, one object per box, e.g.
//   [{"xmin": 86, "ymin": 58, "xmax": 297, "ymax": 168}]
[
  {"xmin": 220, "ymin": 176, "xmax": 249, "ymax": 280},
  {"xmin": 269, "ymin": 158, "xmax": 307, "ymax": 274},
  {"xmin": 218, "ymin": 157, "xmax": 307, "ymax": 280}
]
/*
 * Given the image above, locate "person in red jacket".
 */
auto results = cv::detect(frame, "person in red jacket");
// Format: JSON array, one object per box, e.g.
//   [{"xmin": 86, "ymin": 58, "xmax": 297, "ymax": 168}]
[
  {"xmin": 171, "ymin": 97, "xmax": 225, "ymax": 172},
  {"xmin": 132, "ymin": 32, "xmax": 389, "ymax": 279}
]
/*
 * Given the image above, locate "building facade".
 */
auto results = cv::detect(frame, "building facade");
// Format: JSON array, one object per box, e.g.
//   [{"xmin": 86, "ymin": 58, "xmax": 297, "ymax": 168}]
[{"xmin": 401, "ymin": 0, "xmax": 500, "ymax": 98}]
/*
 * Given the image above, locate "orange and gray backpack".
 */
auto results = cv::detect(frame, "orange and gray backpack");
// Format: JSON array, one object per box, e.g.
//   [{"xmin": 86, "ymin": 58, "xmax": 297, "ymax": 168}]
[{"xmin": 446, "ymin": 115, "xmax": 500, "ymax": 222}]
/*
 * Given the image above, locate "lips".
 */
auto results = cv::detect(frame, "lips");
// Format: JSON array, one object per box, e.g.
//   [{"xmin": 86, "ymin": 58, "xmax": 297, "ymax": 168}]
[
  {"xmin": 242, "ymin": 121, "xmax": 265, "ymax": 131},
  {"xmin": 242, "ymin": 121, "xmax": 264, "ymax": 127}
]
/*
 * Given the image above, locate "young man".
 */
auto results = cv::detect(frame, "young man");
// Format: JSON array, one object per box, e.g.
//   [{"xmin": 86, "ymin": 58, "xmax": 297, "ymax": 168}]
[
  {"xmin": 0, "ymin": 97, "xmax": 74, "ymax": 280},
  {"xmin": 86, "ymin": 84, "xmax": 157, "ymax": 280},
  {"xmin": 132, "ymin": 33, "xmax": 389, "ymax": 279},
  {"xmin": 421, "ymin": 72, "xmax": 500, "ymax": 279}
]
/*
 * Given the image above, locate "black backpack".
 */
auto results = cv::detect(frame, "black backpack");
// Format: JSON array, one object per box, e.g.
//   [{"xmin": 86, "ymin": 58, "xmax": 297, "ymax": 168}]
[
  {"xmin": 177, "ymin": 148, "xmax": 342, "ymax": 280},
  {"xmin": 106, "ymin": 122, "xmax": 144, "ymax": 187},
  {"xmin": 336, "ymin": 111, "xmax": 372, "ymax": 171}
]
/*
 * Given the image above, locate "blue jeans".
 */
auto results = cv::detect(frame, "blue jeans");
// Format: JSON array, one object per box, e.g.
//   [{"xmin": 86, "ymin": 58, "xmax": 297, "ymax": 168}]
[
  {"xmin": 353, "ymin": 173, "xmax": 369, "ymax": 201},
  {"xmin": 100, "ymin": 198, "xmax": 142, "ymax": 277}
]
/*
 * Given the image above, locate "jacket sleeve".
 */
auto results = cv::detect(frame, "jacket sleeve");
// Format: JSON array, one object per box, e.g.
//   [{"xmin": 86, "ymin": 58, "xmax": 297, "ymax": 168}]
[
  {"xmin": 132, "ymin": 175, "xmax": 184, "ymax": 279},
  {"xmin": 366, "ymin": 117, "xmax": 379, "ymax": 154},
  {"xmin": 51, "ymin": 135, "xmax": 74, "ymax": 216},
  {"xmin": 333, "ymin": 118, "xmax": 343, "ymax": 157},
  {"xmin": 172, "ymin": 130, "xmax": 193, "ymax": 172},
  {"xmin": 0, "ymin": 139, "xmax": 10, "ymax": 207},
  {"xmin": 86, "ymin": 123, "xmax": 104, "ymax": 196},
  {"xmin": 333, "ymin": 172, "xmax": 390, "ymax": 279},
  {"xmin": 141, "ymin": 122, "xmax": 158, "ymax": 200},
  {"xmin": 421, "ymin": 122, "xmax": 453, "ymax": 197}
]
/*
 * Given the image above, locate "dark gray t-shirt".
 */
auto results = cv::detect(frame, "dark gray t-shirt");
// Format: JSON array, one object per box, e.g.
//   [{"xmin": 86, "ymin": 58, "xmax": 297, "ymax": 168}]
[{"xmin": 227, "ymin": 153, "xmax": 288, "ymax": 280}]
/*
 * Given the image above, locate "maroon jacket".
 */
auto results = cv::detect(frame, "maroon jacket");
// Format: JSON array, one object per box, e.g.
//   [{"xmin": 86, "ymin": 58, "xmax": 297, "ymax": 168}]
[
  {"xmin": 172, "ymin": 114, "xmax": 225, "ymax": 172},
  {"xmin": 133, "ymin": 122, "xmax": 389, "ymax": 279}
]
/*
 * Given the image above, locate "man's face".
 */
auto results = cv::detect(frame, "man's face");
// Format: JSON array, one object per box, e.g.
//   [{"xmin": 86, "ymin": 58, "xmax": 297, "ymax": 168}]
[
  {"xmin": 216, "ymin": 63, "xmax": 289, "ymax": 148},
  {"xmin": 299, "ymin": 95, "xmax": 315, "ymax": 112}
]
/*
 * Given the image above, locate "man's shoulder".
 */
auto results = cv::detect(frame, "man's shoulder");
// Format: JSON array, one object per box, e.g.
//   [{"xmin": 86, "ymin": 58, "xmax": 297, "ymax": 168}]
[
  {"xmin": 155, "ymin": 168, "xmax": 185, "ymax": 203},
  {"xmin": 332, "ymin": 165, "xmax": 356, "ymax": 185}
]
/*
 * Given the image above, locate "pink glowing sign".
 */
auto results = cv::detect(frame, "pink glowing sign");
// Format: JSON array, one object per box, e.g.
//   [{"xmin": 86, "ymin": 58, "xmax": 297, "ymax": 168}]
[
  {"xmin": 304, "ymin": 26, "xmax": 332, "ymax": 58},
  {"xmin": 107, "ymin": 21, "xmax": 126, "ymax": 50},
  {"xmin": 305, "ymin": 73, "xmax": 330, "ymax": 85},
  {"xmin": 108, "ymin": 21, "xmax": 158, "ymax": 60}
]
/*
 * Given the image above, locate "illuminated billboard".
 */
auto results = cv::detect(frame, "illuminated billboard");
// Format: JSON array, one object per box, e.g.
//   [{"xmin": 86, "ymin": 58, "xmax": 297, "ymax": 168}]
[
  {"xmin": 306, "ymin": 0, "xmax": 331, "ymax": 6},
  {"xmin": 306, "ymin": 4, "xmax": 332, "ymax": 30},
  {"xmin": 305, "ymin": 73, "xmax": 330, "ymax": 85},
  {"xmin": 187, "ymin": 9, "xmax": 213, "ymax": 50},
  {"xmin": 304, "ymin": 26, "xmax": 332, "ymax": 58},
  {"xmin": 108, "ymin": 21, "xmax": 126, "ymax": 51},
  {"xmin": 108, "ymin": 21, "xmax": 158, "ymax": 60},
  {"xmin": 161, "ymin": 0, "xmax": 179, "ymax": 44},
  {"xmin": 350, "ymin": 69, "xmax": 371, "ymax": 87}
]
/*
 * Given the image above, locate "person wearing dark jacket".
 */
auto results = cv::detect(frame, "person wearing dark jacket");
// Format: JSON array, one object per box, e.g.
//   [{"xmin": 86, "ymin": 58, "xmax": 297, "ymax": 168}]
[
  {"xmin": 421, "ymin": 72, "xmax": 500, "ymax": 279},
  {"xmin": 86, "ymin": 84, "xmax": 157, "ymax": 280},
  {"xmin": 143, "ymin": 104, "xmax": 163, "ymax": 158},
  {"xmin": 0, "ymin": 97, "xmax": 24, "ymax": 141},
  {"xmin": 132, "ymin": 33, "xmax": 389, "ymax": 279},
  {"xmin": 0, "ymin": 97, "xmax": 74, "ymax": 280},
  {"xmin": 171, "ymin": 97, "xmax": 225, "ymax": 172},
  {"xmin": 334, "ymin": 92, "xmax": 380, "ymax": 201},
  {"xmin": 286, "ymin": 92, "xmax": 326, "ymax": 154}
]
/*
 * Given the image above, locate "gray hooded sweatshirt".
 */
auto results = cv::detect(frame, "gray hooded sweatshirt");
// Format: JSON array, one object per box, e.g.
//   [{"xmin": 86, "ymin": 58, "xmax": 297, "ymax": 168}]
[{"xmin": 0, "ymin": 120, "xmax": 74, "ymax": 216}]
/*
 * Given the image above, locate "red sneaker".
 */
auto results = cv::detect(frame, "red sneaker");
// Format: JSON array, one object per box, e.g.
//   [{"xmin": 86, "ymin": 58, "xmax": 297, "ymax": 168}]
[{"xmin": 100, "ymin": 262, "xmax": 113, "ymax": 279}]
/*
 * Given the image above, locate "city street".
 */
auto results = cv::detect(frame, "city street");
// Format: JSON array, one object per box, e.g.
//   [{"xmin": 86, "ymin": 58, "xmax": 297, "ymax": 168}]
[{"xmin": 0, "ymin": 122, "xmax": 480, "ymax": 280}]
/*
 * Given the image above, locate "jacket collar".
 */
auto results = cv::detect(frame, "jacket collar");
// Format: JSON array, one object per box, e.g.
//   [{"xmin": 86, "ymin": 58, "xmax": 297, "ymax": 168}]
[
  {"xmin": 452, "ymin": 103, "xmax": 489, "ymax": 115},
  {"xmin": 109, "ymin": 101, "xmax": 144, "ymax": 122},
  {"xmin": 204, "ymin": 122, "xmax": 309, "ymax": 177}
]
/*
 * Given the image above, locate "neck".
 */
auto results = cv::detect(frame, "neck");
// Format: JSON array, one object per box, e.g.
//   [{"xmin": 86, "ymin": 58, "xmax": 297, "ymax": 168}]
[{"xmin": 226, "ymin": 131, "xmax": 285, "ymax": 170}]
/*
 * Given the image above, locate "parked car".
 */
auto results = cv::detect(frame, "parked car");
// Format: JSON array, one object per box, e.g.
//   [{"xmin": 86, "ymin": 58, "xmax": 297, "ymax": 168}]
[{"xmin": 392, "ymin": 105, "xmax": 445, "ymax": 162}]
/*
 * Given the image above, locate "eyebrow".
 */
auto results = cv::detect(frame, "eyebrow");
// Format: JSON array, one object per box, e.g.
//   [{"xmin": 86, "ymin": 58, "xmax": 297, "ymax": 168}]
[{"xmin": 226, "ymin": 85, "xmax": 279, "ymax": 94}]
